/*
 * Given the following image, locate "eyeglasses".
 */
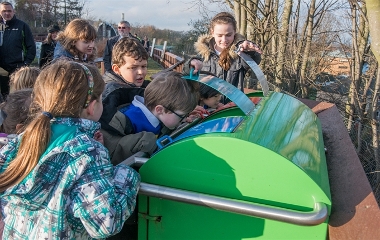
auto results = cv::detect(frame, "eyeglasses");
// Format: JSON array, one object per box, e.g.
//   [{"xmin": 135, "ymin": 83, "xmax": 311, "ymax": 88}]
[
  {"xmin": 118, "ymin": 26, "xmax": 126, "ymax": 29},
  {"xmin": 163, "ymin": 106, "xmax": 188, "ymax": 121}
]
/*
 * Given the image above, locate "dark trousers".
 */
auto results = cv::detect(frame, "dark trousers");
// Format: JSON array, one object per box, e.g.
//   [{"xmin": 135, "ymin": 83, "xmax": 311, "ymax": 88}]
[
  {"xmin": 0, "ymin": 74, "xmax": 9, "ymax": 99},
  {"xmin": 107, "ymin": 210, "xmax": 138, "ymax": 240}
]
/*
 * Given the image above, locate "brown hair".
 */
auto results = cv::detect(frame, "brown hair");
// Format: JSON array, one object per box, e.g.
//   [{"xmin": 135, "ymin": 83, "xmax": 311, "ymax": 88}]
[
  {"xmin": 56, "ymin": 19, "xmax": 97, "ymax": 61},
  {"xmin": 144, "ymin": 71, "xmax": 198, "ymax": 114},
  {"xmin": 210, "ymin": 12, "xmax": 238, "ymax": 71},
  {"xmin": 0, "ymin": 60, "xmax": 105, "ymax": 192},
  {"xmin": 0, "ymin": 88, "xmax": 32, "ymax": 134},
  {"xmin": 9, "ymin": 66, "xmax": 40, "ymax": 93},
  {"xmin": 112, "ymin": 38, "xmax": 148, "ymax": 67},
  {"xmin": 43, "ymin": 31, "xmax": 59, "ymax": 45}
]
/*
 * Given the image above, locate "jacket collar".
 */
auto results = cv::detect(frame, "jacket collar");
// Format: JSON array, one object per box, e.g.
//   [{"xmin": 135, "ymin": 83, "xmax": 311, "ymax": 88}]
[
  {"xmin": 194, "ymin": 33, "xmax": 246, "ymax": 61},
  {"xmin": 51, "ymin": 117, "xmax": 100, "ymax": 137}
]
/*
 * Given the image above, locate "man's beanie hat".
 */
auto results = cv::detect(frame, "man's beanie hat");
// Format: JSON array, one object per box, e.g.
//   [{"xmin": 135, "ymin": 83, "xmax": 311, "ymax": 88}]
[{"xmin": 48, "ymin": 25, "xmax": 60, "ymax": 33}]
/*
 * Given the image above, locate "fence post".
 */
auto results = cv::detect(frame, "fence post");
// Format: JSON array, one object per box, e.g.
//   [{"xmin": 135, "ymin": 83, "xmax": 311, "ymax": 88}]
[
  {"xmin": 150, "ymin": 38, "xmax": 156, "ymax": 58},
  {"xmin": 161, "ymin": 41, "xmax": 167, "ymax": 61}
]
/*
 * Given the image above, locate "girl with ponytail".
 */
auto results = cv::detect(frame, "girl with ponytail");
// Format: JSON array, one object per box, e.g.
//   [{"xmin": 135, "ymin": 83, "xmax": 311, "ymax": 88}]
[{"xmin": 0, "ymin": 59, "xmax": 140, "ymax": 239}]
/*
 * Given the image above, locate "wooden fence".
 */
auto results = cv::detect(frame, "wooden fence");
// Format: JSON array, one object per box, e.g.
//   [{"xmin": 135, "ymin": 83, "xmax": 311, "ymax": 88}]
[
  {"xmin": 98, "ymin": 45, "xmax": 185, "ymax": 75},
  {"xmin": 150, "ymin": 47, "xmax": 184, "ymax": 73}
]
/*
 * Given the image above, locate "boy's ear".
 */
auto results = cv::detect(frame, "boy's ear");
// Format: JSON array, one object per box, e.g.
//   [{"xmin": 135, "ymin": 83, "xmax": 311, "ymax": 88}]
[
  {"xmin": 154, "ymin": 105, "xmax": 165, "ymax": 115},
  {"xmin": 112, "ymin": 64, "xmax": 120, "ymax": 75}
]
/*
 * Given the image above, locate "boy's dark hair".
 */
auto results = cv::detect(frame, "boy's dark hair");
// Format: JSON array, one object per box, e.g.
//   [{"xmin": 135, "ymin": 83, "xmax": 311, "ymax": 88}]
[
  {"xmin": 0, "ymin": 88, "xmax": 32, "ymax": 134},
  {"xmin": 112, "ymin": 38, "xmax": 148, "ymax": 67},
  {"xmin": 199, "ymin": 84, "xmax": 220, "ymax": 99}
]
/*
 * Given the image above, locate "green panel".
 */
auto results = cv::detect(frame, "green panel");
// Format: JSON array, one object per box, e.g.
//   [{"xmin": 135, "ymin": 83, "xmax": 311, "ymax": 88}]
[
  {"xmin": 141, "ymin": 137, "xmax": 330, "ymax": 209},
  {"xmin": 139, "ymin": 137, "xmax": 330, "ymax": 239},
  {"xmin": 138, "ymin": 195, "xmax": 148, "ymax": 240}
]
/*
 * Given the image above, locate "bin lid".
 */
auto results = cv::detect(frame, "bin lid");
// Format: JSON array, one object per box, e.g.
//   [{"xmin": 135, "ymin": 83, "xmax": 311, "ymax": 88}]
[{"xmin": 182, "ymin": 73, "xmax": 255, "ymax": 115}]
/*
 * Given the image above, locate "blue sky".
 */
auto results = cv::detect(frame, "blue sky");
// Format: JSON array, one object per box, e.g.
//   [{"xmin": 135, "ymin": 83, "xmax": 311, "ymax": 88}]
[{"xmin": 87, "ymin": 0, "xmax": 226, "ymax": 31}]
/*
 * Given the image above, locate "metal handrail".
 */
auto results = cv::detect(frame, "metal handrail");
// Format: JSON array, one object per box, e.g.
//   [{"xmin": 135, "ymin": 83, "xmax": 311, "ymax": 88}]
[
  {"xmin": 118, "ymin": 151, "xmax": 149, "ymax": 167},
  {"xmin": 139, "ymin": 183, "xmax": 328, "ymax": 226}
]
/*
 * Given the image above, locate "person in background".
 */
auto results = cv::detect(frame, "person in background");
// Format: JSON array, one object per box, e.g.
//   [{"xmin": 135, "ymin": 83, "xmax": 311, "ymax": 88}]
[
  {"xmin": 198, "ymin": 84, "xmax": 223, "ymax": 114},
  {"xmin": 0, "ymin": 1, "xmax": 36, "ymax": 97},
  {"xmin": 103, "ymin": 20, "xmax": 139, "ymax": 72},
  {"xmin": 54, "ymin": 18, "xmax": 96, "ymax": 63},
  {"xmin": 134, "ymin": 33, "xmax": 141, "ymax": 42},
  {"xmin": 0, "ymin": 88, "xmax": 32, "ymax": 146},
  {"xmin": 9, "ymin": 66, "xmax": 40, "ymax": 93},
  {"xmin": 39, "ymin": 25, "xmax": 60, "ymax": 68},
  {"xmin": 142, "ymin": 36, "xmax": 150, "ymax": 53},
  {"xmin": 185, "ymin": 12, "xmax": 261, "ymax": 96},
  {"xmin": 0, "ymin": 59, "xmax": 140, "ymax": 239}
]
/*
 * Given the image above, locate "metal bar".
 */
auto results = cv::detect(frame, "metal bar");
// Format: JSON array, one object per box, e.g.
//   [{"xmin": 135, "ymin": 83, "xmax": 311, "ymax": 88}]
[
  {"xmin": 139, "ymin": 183, "xmax": 328, "ymax": 226},
  {"xmin": 118, "ymin": 152, "xmax": 149, "ymax": 167}
]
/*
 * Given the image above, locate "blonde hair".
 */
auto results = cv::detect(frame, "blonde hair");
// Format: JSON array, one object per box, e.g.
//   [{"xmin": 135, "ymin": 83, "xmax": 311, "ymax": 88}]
[
  {"xmin": 0, "ymin": 60, "xmax": 105, "ymax": 192},
  {"xmin": 112, "ymin": 38, "xmax": 148, "ymax": 67},
  {"xmin": 56, "ymin": 19, "xmax": 97, "ymax": 61},
  {"xmin": 145, "ymin": 71, "xmax": 198, "ymax": 114},
  {"xmin": 210, "ymin": 12, "xmax": 238, "ymax": 70},
  {"xmin": 9, "ymin": 66, "xmax": 40, "ymax": 93}
]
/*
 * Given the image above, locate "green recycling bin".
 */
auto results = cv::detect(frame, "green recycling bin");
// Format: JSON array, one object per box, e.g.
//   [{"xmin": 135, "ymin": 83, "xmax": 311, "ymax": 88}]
[{"xmin": 137, "ymin": 75, "xmax": 331, "ymax": 239}]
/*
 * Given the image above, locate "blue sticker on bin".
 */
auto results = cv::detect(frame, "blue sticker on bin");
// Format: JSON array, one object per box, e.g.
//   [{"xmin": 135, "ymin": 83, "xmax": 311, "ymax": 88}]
[{"xmin": 157, "ymin": 116, "xmax": 244, "ymax": 150}]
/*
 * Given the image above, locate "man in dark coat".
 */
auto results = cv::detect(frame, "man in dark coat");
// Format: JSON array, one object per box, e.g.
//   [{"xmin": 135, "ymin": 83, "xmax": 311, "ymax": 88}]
[
  {"xmin": 102, "ymin": 20, "xmax": 139, "ymax": 72},
  {"xmin": 0, "ymin": 2, "xmax": 36, "ymax": 96}
]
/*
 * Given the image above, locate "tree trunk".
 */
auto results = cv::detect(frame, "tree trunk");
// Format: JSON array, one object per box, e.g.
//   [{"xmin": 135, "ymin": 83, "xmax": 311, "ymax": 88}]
[
  {"xmin": 367, "ymin": 0, "xmax": 380, "ymax": 185},
  {"xmin": 275, "ymin": 0, "xmax": 293, "ymax": 91},
  {"xmin": 367, "ymin": 0, "xmax": 380, "ymax": 63},
  {"xmin": 246, "ymin": 0, "xmax": 258, "ymax": 42},
  {"xmin": 234, "ymin": 0, "xmax": 241, "ymax": 30},
  {"xmin": 346, "ymin": 1, "xmax": 369, "ymax": 148},
  {"xmin": 300, "ymin": 0, "xmax": 316, "ymax": 98},
  {"xmin": 371, "ymin": 66, "xmax": 380, "ymax": 184},
  {"xmin": 240, "ymin": 0, "xmax": 247, "ymax": 36}
]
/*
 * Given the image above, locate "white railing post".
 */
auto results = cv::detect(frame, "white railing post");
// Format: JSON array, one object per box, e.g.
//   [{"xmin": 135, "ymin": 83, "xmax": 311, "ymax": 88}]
[
  {"xmin": 161, "ymin": 41, "xmax": 167, "ymax": 60},
  {"xmin": 150, "ymin": 38, "xmax": 156, "ymax": 58}
]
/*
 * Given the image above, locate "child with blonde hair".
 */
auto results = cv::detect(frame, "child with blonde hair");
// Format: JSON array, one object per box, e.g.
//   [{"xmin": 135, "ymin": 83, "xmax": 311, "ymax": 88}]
[
  {"xmin": 9, "ymin": 66, "xmax": 40, "ymax": 93},
  {"xmin": 0, "ymin": 60, "xmax": 140, "ymax": 239}
]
